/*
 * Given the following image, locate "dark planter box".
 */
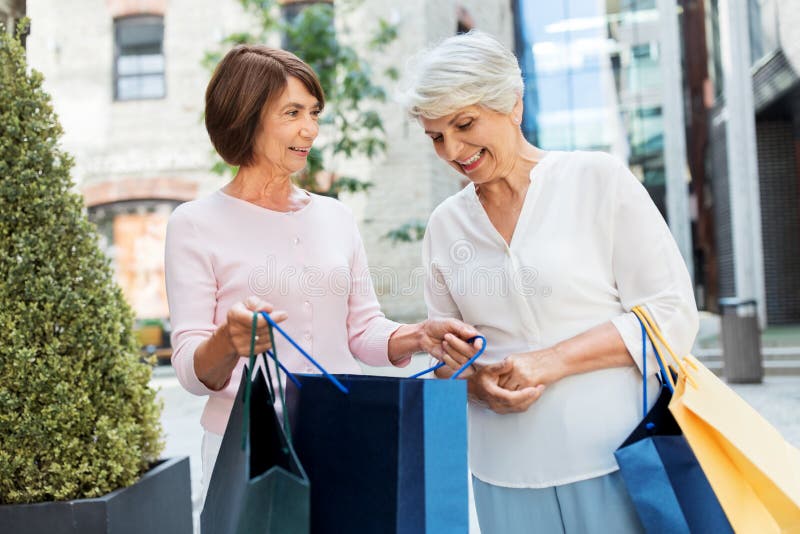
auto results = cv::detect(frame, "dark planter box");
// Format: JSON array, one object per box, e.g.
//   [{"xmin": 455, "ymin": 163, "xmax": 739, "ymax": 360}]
[{"xmin": 0, "ymin": 456, "xmax": 192, "ymax": 534}]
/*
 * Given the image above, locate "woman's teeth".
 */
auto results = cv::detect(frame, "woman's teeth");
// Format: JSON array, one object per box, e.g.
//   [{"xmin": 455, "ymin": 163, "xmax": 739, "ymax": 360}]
[{"xmin": 458, "ymin": 150, "xmax": 483, "ymax": 165}]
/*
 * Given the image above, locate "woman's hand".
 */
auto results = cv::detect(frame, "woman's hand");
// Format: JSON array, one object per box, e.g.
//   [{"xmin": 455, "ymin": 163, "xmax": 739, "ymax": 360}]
[
  {"xmin": 225, "ymin": 296, "xmax": 289, "ymax": 357},
  {"xmin": 468, "ymin": 360, "xmax": 545, "ymax": 414},
  {"xmin": 195, "ymin": 296, "xmax": 288, "ymax": 391},
  {"xmin": 388, "ymin": 318, "xmax": 479, "ymax": 367},
  {"xmin": 418, "ymin": 319, "xmax": 480, "ymax": 357},
  {"xmin": 497, "ymin": 348, "xmax": 565, "ymax": 391},
  {"xmin": 435, "ymin": 329, "xmax": 485, "ymax": 378}
]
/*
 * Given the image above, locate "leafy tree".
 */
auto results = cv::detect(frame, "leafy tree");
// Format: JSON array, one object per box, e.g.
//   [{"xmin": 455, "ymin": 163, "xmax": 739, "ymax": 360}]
[
  {"xmin": 204, "ymin": 0, "xmax": 398, "ymax": 197},
  {"xmin": 383, "ymin": 218, "xmax": 427, "ymax": 244},
  {"xmin": 0, "ymin": 21, "xmax": 163, "ymax": 504}
]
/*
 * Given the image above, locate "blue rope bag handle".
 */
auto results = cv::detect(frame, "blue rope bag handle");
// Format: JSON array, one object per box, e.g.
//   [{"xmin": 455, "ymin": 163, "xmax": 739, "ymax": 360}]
[
  {"xmin": 243, "ymin": 311, "xmax": 336, "ymax": 450},
  {"xmin": 408, "ymin": 335, "xmax": 487, "ymax": 379},
  {"xmin": 636, "ymin": 314, "xmax": 674, "ymax": 434},
  {"xmin": 259, "ymin": 311, "xmax": 349, "ymax": 394}
]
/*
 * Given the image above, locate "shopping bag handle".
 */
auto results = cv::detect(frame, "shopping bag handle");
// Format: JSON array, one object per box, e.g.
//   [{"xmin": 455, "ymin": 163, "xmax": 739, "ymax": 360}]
[
  {"xmin": 259, "ymin": 311, "xmax": 349, "ymax": 394},
  {"xmin": 636, "ymin": 316, "xmax": 675, "ymax": 422},
  {"xmin": 242, "ymin": 313, "xmax": 291, "ymax": 449},
  {"xmin": 408, "ymin": 335, "xmax": 487, "ymax": 379},
  {"xmin": 631, "ymin": 306, "xmax": 696, "ymax": 390}
]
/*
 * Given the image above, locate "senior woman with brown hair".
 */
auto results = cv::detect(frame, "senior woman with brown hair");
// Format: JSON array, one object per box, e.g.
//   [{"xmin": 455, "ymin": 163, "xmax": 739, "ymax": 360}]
[
  {"xmin": 164, "ymin": 44, "xmax": 479, "ymax": 510},
  {"xmin": 400, "ymin": 31, "xmax": 699, "ymax": 533}
]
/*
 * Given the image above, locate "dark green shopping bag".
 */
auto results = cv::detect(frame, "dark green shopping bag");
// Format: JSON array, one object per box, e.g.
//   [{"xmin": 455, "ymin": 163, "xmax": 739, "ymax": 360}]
[{"xmin": 201, "ymin": 319, "xmax": 310, "ymax": 534}]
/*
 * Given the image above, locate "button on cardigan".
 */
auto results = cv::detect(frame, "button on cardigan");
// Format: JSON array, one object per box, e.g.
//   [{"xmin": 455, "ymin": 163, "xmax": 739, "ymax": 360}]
[
  {"xmin": 165, "ymin": 190, "xmax": 400, "ymax": 435},
  {"xmin": 423, "ymin": 150, "xmax": 698, "ymax": 487}
]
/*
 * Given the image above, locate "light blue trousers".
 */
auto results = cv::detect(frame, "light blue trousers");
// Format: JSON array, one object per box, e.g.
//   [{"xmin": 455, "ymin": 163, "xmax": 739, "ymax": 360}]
[{"xmin": 472, "ymin": 471, "xmax": 644, "ymax": 534}]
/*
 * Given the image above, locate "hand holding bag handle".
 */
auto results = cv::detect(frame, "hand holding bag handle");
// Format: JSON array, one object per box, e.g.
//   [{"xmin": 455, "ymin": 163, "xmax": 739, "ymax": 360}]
[
  {"xmin": 257, "ymin": 310, "xmax": 485, "ymax": 382},
  {"xmin": 408, "ymin": 336, "xmax": 487, "ymax": 379}
]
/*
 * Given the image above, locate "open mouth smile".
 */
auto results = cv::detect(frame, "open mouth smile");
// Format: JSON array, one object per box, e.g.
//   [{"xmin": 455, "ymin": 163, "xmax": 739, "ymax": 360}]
[{"xmin": 456, "ymin": 149, "xmax": 485, "ymax": 172}]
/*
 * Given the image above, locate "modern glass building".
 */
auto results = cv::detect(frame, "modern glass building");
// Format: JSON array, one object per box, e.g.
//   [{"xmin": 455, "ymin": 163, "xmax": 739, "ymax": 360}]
[
  {"xmin": 513, "ymin": 0, "xmax": 670, "ymax": 217},
  {"xmin": 705, "ymin": 0, "xmax": 800, "ymax": 323}
]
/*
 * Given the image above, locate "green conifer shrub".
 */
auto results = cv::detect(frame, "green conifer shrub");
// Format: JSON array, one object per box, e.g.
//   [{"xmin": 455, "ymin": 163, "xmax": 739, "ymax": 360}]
[{"xmin": 0, "ymin": 22, "xmax": 163, "ymax": 505}]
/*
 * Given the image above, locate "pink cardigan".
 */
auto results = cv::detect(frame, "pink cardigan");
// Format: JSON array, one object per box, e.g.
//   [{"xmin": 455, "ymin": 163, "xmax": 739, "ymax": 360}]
[{"xmin": 165, "ymin": 190, "xmax": 401, "ymax": 435}]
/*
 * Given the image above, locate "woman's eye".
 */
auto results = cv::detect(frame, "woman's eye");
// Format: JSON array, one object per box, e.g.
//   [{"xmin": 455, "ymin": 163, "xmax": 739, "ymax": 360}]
[
  {"xmin": 311, "ymin": 109, "xmax": 321, "ymax": 118},
  {"xmin": 431, "ymin": 135, "xmax": 443, "ymax": 143},
  {"xmin": 457, "ymin": 121, "xmax": 473, "ymax": 130},
  {"xmin": 287, "ymin": 110, "xmax": 298, "ymax": 117}
]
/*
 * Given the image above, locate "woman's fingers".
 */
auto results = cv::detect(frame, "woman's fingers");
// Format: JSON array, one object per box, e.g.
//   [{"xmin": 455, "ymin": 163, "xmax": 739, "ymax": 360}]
[
  {"xmin": 484, "ymin": 358, "xmax": 513, "ymax": 376},
  {"xmin": 482, "ymin": 379, "xmax": 545, "ymax": 414},
  {"xmin": 268, "ymin": 310, "xmax": 289, "ymax": 323},
  {"xmin": 444, "ymin": 318, "xmax": 480, "ymax": 341},
  {"xmin": 442, "ymin": 336, "xmax": 473, "ymax": 366},
  {"xmin": 444, "ymin": 333, "xmax": 478, "ymax": 357},
  {"xmin": 441, "ymin": 352, "xmax": 474, "ymax": 377},
  {"xmin": 226, "ymin": 298, "xmax": 289, "ymax": 355},
  {"xmin": 245, "ymin": 296, "xmax": 274, "ymax": 313}
]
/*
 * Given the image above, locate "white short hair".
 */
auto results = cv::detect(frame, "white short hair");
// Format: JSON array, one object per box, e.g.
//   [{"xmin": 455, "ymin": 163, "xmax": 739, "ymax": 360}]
[{"xmin": 398, "ymin": 30, "xmax": 524, "ymax": 119}]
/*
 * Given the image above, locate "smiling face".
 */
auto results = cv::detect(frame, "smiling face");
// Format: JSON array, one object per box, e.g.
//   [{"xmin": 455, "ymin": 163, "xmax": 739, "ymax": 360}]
[
  {"xmin": 249, "ymin": 76, "xmax": 321, "ymax": 175},
  {"xmin": 420, "ymin": 101, "xmax": 523, "ymax": 185}
]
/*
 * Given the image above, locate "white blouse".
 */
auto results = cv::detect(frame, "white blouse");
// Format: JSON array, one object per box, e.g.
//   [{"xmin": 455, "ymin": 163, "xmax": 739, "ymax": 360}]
[{"xmin": 423, "ymin": 150, "xmax": 698, "ymax": 488}]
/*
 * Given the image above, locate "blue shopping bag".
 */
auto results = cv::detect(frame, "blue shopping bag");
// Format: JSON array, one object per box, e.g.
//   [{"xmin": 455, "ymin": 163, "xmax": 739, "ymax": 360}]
[
  {"xmin": 286, "ymin": 374, "xmax": 468, "ymax": 534},
  {"xmin": 256, "ymin": 312, "xmax": 482, "ymax": 534},
  {"xmin": 614, "ymin": 318, "xmax": 733, "ymax": 533}
]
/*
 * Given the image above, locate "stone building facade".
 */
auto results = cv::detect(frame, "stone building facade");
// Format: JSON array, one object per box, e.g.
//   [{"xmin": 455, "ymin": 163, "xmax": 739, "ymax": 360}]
[{"xmin": 24, "ymin": 0, "xmax": 513, "ymax": 324}]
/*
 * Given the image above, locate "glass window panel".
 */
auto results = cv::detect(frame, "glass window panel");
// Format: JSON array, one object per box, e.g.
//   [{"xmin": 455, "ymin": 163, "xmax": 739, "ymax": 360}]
[
  {"xmin": 117, "ymin": 54, "xmax": 164, "ymax": 76},
  {"xmin": 536, "ymin": 73, "xmax": 571, "ymax": 113},
  {"xmin": 569, "ymin": 68, "xmax": 606, "ymax": 110},
  {"xmin": 117, "ymin": 17, "xmax": 163, "ymax": 48},
  {"xmin": 121, "ymin": 42, "xmax": 161, "ymax": 56},
  {"xmin": 117, "ymin": 74, "xmax": 165, "ymax": 100}
]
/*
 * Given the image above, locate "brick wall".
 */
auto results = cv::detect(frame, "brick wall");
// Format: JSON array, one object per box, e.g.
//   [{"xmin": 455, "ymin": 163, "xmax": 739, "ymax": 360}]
[{"xmin": 106, "ymin": 0, "xmax": 166, "ymax": 17}]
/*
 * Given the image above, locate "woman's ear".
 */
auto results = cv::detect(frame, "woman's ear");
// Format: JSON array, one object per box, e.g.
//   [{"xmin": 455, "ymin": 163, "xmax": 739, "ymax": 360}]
[{"xmin": 512, "ymin": 94, "xmax": 523, "ymax": 125}]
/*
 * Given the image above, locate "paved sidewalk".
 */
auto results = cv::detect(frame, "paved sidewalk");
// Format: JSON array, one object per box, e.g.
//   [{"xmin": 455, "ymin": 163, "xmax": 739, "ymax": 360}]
[{"xmin": 151, "ymin": 361, "xmax": 800, "ymax": 534}]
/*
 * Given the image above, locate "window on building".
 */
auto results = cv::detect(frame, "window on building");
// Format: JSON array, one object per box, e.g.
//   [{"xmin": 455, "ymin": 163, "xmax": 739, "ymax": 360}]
[
  {"xmin": 114, "ymin": 16, "xmax": 165, "ymax": 101},
  {"xmin": 706, "ymin": 0, "xmax": 725, "ymax": 101}
]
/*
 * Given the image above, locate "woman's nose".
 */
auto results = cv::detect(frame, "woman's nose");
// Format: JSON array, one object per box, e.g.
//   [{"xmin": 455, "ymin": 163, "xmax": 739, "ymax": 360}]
[
  {"xmin": 300, "ymin": 116, "xmax": 318, "ymax": 139},
  {"xmin": 442, "ymin": 136, "xmax": 463, "ymax": 161}
]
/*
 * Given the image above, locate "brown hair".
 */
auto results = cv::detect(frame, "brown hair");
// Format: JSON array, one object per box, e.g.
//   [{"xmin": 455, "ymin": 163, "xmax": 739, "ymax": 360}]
[{"xmin": 204, "ymin": 45, "xmax": 325, "ymax": 167}]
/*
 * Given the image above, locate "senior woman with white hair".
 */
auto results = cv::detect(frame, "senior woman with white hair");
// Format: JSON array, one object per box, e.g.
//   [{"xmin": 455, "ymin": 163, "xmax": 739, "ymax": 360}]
[{"xmin": 399, "ymin": 31, "xmax": 699, "ymax": 533}]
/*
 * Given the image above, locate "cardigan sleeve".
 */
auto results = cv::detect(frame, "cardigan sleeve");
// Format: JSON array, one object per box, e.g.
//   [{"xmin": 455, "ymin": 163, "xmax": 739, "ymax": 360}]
[
  {"xmin": 607, "ymin": 159, "xmax": 699, "ymax": 374},
  {"xmin": 164, "ymin": 208, "xmax": 225, "ymax": 396}
]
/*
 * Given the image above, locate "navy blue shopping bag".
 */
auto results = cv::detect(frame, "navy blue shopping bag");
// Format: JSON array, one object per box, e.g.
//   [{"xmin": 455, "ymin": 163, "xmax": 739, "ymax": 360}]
[
  {"xmin": 285, "ymin": 374, "xmax": 468, "ymax": 534},
  {"xmin": 614, "ymin": 319, "xmax": 733, "ymax": 533},
  {"xmin": 256, "ymin": 312, "xmax": 482, "ymax": 534}
]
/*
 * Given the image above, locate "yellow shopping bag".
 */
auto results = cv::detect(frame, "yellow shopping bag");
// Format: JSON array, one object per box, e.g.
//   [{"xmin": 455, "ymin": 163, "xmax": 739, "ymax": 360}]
[{"xmin": 633, "ymin": 306, "xmax": 800, "ymax": 533}]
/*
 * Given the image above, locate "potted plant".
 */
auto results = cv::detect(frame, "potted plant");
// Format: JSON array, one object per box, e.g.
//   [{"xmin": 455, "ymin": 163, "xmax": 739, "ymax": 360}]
[{"xmin": 0, "ymin": 21, "xmax": 191, "ymax": 533}]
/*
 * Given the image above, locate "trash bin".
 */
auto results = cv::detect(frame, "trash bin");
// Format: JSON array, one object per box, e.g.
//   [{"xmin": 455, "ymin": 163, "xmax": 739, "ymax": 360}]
[{"xmin": 718, "ymin": 298, "xmax": 763, "ymax": 383}]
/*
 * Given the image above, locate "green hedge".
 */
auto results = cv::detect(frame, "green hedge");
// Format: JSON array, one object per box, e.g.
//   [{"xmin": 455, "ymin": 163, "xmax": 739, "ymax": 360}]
[{"xmin": 0, "ymin": 21, "xmax": 163, "ymax": 505}]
